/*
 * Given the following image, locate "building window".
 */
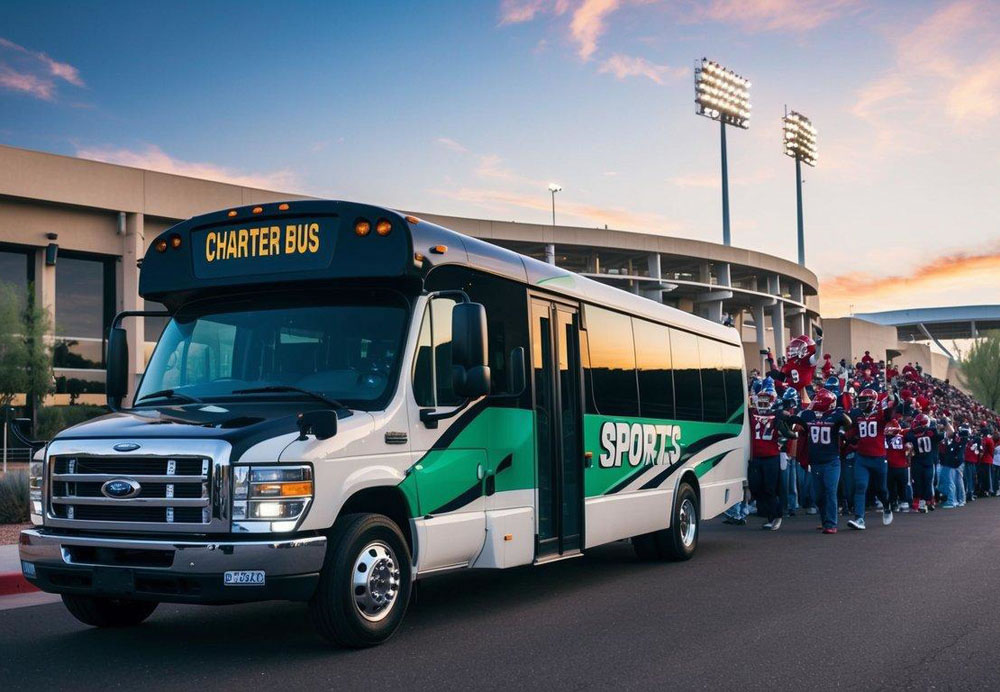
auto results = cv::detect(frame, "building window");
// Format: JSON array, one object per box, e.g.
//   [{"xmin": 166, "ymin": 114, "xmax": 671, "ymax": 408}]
[
  {"xmin": 0, "ymin": 245, "xmax": 32, "ymax": 296},
  {"xmin": 53, "ymin": 253, "xmax": 115, "ymax": 396}
]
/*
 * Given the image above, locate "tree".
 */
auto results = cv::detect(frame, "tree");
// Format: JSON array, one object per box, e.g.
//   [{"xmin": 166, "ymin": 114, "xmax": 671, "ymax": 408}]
[
  {"xmin": 0, "ymin": 282, "xmax": 53, "ymax": 410},
  {"xmin": 959, "ymin": 331, "xmax": 1000, "ymax": 412}
]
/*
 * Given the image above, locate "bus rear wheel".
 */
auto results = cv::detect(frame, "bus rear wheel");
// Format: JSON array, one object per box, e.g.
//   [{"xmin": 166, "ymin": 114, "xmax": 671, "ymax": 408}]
[
  {"xmin": 309, "ymin": 512, "xmax": 412, "ymax": 648},
  {"xmin": 632, "ymin": 481, "xmax": 699, "ymax": 562}
]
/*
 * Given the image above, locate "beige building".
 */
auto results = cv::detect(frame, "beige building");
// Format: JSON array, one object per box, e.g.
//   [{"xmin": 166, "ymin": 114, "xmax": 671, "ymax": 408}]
[{"xmin": 0, "ymin": 143, "xmax": 828, "ymax": 403}]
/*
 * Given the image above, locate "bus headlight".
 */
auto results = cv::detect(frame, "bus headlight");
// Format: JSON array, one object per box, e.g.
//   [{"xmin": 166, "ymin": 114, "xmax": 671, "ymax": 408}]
[
  {"xmin": 29, "ymin": 459, "xmax": 43, "ymax": 525},
  {"xmin": 232, "ymin": 465, "xmax": 312, "ymax": 533}
]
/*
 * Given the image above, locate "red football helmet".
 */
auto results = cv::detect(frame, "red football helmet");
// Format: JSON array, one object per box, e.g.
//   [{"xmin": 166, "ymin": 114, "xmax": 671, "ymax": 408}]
[
  {"xmin": 858, "ymin": 388, "xmax": 878, "ymax": 414},
  {"xmin": 912, "ymin": 413, "xmax": 930, "ymax": 432},
  {"xmin": 811, "ymin": 388, "xmax": 836, "ymax": 414},
  {"xmin": 885, "ymin": 422, "xmax": 901, "ymax": 437},
  {"xmin": 787, "ymin": 335, "xmax": 817, "ymax": 361}
]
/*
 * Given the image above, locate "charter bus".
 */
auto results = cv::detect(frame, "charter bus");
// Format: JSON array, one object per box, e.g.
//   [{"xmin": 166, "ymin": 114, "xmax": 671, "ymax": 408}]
[{"xmin": 20, "ymin": 200, "xmax": 749, "ymax": 647}]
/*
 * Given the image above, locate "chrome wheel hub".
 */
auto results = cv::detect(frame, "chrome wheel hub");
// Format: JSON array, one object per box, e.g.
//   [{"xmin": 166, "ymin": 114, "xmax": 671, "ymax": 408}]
[
  {"xmin": 352, "ymin": 541, "xmax": 401, "ymax": 622},
  {"xmin": 678, "ymin": 498, "xmax": 697, "ymax": 547}
]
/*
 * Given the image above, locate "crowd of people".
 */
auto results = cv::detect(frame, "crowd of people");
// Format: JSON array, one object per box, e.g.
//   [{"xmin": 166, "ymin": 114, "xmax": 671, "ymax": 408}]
[{"xmin": 728, "ymin": 330, "xmax": 1000, "ymax": 534}]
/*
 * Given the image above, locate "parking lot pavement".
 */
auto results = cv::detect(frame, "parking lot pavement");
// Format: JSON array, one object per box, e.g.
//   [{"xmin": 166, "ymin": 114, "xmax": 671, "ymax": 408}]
[{"xmin": 3, "ymin": 501, "xmax": 1000, "ymax": 690}]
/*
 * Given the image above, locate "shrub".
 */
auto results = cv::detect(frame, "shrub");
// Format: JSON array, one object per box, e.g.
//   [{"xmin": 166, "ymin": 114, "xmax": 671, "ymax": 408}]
[
  {"xmin": 0, "ymin": 470, "xmax": 28, "ymax": 523},
  {"xmin": 37, "ymin": 404, "xmax": 107, "ymax": 440}
]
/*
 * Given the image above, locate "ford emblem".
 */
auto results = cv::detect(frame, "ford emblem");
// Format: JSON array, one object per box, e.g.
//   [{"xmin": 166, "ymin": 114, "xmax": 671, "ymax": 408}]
[
  {"xmin": 113, "ymin": 442, "xmax": 141, "ymax": 452},
  {"xmin": 101, "ymin": 478, "xmax": 142, "ymax": 499}
]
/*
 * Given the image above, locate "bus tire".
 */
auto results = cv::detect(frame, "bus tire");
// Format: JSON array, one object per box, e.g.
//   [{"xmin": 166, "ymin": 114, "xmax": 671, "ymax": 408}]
[
  {"xmin": 657, "ymin": 482, "xmax": 699, "ymax": 561},
  {"xmin": 61, "ymin": 594, "xmax": 158, "ymax": 627},
  {"xmin": 309, "ymin": 512, "xmax": 412, "ymax": 648}
]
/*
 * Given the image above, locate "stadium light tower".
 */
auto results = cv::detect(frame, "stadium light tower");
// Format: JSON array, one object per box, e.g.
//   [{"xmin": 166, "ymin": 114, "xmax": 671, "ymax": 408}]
[
  {"xmin": 782, "ymin": 110, "xmax": 817, "ymax": 266},
  {"xmin": 694, "ymin": 58, "xmax": 751, "ymax": 247},
  {"xmin": 546, "ymin": 183, "xmax": 561, "ymax": 264}
]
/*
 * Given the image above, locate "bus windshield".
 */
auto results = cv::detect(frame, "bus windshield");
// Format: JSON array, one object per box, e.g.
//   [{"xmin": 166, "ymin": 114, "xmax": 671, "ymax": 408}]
[{"xmin": 136, "ymin": 291, "xmax": 409, "ymax": 410}]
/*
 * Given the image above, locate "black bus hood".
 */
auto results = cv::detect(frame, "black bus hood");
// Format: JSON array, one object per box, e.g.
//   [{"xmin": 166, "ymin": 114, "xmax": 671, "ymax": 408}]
[{"xmin": 50, "ymin": 402, "xmax": 353, "ymax": 460}]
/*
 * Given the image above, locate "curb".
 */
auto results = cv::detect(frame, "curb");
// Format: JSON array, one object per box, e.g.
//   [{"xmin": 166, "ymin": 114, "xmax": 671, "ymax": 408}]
[{"xmin": 0, "ymin": 571, "xmax": 38, "ymax": 596}]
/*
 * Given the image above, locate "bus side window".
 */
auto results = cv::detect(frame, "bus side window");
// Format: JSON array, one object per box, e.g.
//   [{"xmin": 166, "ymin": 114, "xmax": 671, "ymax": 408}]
[
  {"xmin": 584, "ymin": 306, "xmax": 639, "ymax": 417},
  {"xmin": 633, "ymin": 317, "xmax": 674, "ymax": 420},
  {"xmin": 411, "ymin": 297, "xmax": 461, "ymax": 408},
  {"xmin": 722, "ymin": 345, "xmax": 745, "ymax": 420},
  {"xmin": 699, "ymin": 338, "xmax": 727, "ymax": 423},
  {"xmin": 671, "ymin": 329, "xmax": 703, "ymax": 421}
]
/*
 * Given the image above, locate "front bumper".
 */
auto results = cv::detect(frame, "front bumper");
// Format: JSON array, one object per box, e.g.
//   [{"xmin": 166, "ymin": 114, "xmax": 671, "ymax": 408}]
[{"xmin": 19, "ymin": 529, "xmax": 327, "ymax": 604}]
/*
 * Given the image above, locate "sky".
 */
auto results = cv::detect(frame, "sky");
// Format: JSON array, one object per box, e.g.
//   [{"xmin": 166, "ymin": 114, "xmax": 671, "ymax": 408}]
[{"xmin": 1, "ymin": 0, "xmax": 998, "ymax": 317}]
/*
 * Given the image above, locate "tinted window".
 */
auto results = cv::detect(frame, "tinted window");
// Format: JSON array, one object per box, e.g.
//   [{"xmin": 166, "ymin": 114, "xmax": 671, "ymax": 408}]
[
  {"xmin": 671, "ymin": 329, "xmax": 702, "ymax": 421},
  {"xmin": 411, "ymin": 297, "xmax": 461, "ymax": 407},
  {"xmin": 700, "ymin": 338, "xmax": 727, "ymax": 423},
  {"xmin": 426, "ymin": 266, "xmax": 529, "ymax": 401},
  {"xmin": 585, "ymin": 306, "xmax": 638, "ymax": 416},
  {"xmin": 723, "ymin": 345, "xmax": 746, "ymax": 421},
  {"xmin": 633, "ymin": 318, "xmax": 674, "ymax": 419}
]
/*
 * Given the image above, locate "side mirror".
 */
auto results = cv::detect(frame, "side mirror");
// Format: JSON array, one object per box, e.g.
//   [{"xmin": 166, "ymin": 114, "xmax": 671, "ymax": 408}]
[
  {"xmin": 297, "ymin": 409, "xmax": 338, "ymax": 440},
  {"xmin": 507, "ymin": 346, "xmax": 526, "ymax": 396},
  {"xmin": 106, "ymin": 326, "xmax": 129, "ymax": 410},
  {"xmin": 451, "ymin": 302, "xmax": 491, "ymax": 399}
]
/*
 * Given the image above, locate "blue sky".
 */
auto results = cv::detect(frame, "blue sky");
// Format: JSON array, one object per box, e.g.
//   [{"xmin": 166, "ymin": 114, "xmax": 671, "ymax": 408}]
[{"xmin": 2, "ymin": 0, "xmax": 999, "ymax": 316}]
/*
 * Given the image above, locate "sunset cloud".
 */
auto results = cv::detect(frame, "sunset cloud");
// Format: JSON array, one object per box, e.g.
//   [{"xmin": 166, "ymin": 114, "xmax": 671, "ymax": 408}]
[
  {"xmin": 821, "ymin": 245, "xmax": 1000, "ymax": 317},
  {"xmin": 74, "ymin": 144, "xmax": 298, "ymax": 190},
  {"xmin": 435, "ymin": 136, "xmax": 468, "ymax": 153},
  {"xmin": 433, "ymin": 185, "xmax": 681, "ymax": 233},
  {"xmin": 689, "ymin": 0, "xmax": 860, "ymax": 33},
  {"xmin": 0, "ymin": 37, "xmax": 84, "ymax": 101},
  {"xmin": 598, "ymin": 53, "xmax": 687, "ymax": 84}
]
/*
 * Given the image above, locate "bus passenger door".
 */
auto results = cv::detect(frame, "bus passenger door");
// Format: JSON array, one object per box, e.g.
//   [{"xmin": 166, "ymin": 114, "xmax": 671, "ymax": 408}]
[{"xmin": 531, "ymin": 299, "xmax": 584, "ymax": 559}]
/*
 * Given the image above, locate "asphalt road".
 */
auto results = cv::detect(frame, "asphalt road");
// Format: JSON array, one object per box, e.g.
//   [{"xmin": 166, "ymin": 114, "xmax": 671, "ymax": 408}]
[{"xmin": 3, "ymin": 501, "xmax": 1000, "ymax": 691}]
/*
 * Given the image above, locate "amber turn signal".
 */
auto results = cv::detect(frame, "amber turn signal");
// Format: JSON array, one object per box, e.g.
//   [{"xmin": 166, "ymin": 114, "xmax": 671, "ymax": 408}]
[
  {"xmin": 375, "ymin": 219, "xmax": 392, "ymax": 236},
  {"xmin": 169, "ymin": 234, "xmax": 182, "ymax": 249},
  {"xmin": 355, "ymin": 219, "xmax": 371, "ymax": 237},
  {"xmin": 154, "ymin": 238, "xmax": 168, "ymax": 252}
]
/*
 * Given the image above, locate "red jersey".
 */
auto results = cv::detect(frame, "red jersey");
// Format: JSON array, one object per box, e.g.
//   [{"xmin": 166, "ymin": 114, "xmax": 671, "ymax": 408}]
[
  {"xmin": 964, "ymin": 440, "xmax": 981, "ymax": 464},
  {"xmin": 886, "ymin": 432, "xmax": 909, "ymax": 468},
  {"xmin": 821, "ymin": 359, "xmax": 834, "ymax": 378},
  {"xmin": 981, "ymin": 435, "xmax": 996, "ymax": 463},
  {"xmin": 852, "ymin": 407, "xmax": 892, "ymax": 457},
  {"xmin": 781, "ymin": 359, "xmax": 816, "ymax": 395},
  {"xmin": 750, "ymin": 412, "xmax": 782, "ymax": 457}
]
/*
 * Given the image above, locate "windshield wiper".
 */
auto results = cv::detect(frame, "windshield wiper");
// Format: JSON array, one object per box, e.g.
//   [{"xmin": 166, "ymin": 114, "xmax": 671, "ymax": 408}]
[
  {"xmin": 134, "ymin": 389, "xmax": 204, "ymax": 405},
  {"xmin": 231, "ymin": 385, "xmax": 346, "ymax": 410}
]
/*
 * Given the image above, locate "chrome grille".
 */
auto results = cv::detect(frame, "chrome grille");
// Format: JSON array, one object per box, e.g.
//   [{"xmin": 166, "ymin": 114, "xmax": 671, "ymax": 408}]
[
  {"xmin": 43, "ymin": 440, "xmax": 233, "ymax": 534},
  {"xmin": 50, "ymin": 455, "xmax": 211, "ymax": 525}
]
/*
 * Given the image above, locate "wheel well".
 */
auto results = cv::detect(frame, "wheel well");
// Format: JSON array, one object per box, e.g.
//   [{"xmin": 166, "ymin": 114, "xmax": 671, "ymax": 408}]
[
  {"xmin": 678, "ymin": 471, "xmax": 701, "ymax": 510},
  {"xmin": 338, "ymin": 486, "xmax": 414, "ymax": 554}
]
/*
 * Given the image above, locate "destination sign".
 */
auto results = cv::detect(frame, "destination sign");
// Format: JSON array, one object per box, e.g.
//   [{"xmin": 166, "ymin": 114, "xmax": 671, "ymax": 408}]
[{"xmin": 191, "ymin": 217, "xmax": 338, "ymax": 278}]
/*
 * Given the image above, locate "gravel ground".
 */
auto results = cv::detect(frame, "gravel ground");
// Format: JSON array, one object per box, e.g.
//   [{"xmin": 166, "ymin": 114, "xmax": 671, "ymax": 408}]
[{"xmin": 0, "ymin": 524, "xmax": 29, "ymax": 546}]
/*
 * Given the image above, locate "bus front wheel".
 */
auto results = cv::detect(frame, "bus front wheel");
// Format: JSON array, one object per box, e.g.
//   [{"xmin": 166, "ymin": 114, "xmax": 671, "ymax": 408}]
[
  {"xmin": 632, "ymin": 481, "xmax": 699, "ymax": 562},
  {"xmin": 309, "ymin": 512, "xmax": 413, "ymax": 648}
]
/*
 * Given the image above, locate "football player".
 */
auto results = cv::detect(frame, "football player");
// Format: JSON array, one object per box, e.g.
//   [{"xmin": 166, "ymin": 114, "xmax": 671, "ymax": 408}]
[{"xmin": 846, "ymin": 388, "xmax": 898, "ymax": 530}]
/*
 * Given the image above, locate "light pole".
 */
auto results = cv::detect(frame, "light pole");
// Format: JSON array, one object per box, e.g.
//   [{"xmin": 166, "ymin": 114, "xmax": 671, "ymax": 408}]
[
  {"xmin": 546, "ymin": 183, "xmax": 561, "ymax": 265},
  {"xmin": 694, "ymin": 59, "xmax": 751, "ymax": 246},
  {"xmin": 782, "ymin": 110, "xmax": 817, "ymax": 267}
]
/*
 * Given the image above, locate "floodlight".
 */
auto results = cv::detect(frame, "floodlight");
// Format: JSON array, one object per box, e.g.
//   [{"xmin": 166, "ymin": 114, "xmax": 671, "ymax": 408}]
[
  {"xmin": 783, "ymin": 111, "xmax": 817, "ymax": 167},
  {"xmin": 694, "ymin": 58, "xmax": 752, "ymax": 129},
  {"xmin": 548, "ymin": 183, "xmax": 562, "ymax": 193}
]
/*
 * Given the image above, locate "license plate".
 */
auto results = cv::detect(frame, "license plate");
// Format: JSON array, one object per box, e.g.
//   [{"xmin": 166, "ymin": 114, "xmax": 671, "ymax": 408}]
[{"xmin": 223, "ymin": 570, "xmax": 265, "ymax": 586}]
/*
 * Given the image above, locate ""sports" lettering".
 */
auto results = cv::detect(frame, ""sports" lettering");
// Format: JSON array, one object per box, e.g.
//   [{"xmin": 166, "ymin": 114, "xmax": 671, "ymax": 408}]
[{"xmin": 598, "ymin": 421, "xmax": 682, "ymax": 468}]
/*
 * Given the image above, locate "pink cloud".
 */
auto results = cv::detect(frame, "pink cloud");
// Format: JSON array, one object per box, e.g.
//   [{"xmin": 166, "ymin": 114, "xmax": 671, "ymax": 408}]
[
  {"xmin": 498, "ymin": 0, "xmax": 570, "ymax": 24},
  {"xmin": 436, "ymin": 136, "xmax": 468, "ymax": 153},
  {"xmin": 0, "ymin": 66, "xmax": 55, "ymax": 100},
  {"xmin": 74, "ymin": 144, "xmax": 298, "ymax": 190},
  {"xmin": 598, "ymin": 53, "xmax": 687, "ymax": 84},
  {"xmin": 569, "ymin": 0, "xmax": 621, "ymax": 60},
  {"xmin": 691, "ymin": 0, "xmax": 860, "ymax": 33},
  {"xmin": 0, "ymin": 37, "xmax": 85, "ymax": 101}
]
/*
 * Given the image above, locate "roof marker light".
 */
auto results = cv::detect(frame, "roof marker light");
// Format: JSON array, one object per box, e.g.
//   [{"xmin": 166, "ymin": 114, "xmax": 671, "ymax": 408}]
[
  {"xmin": 376, "ymin": 219, "xmax": 392, "ymax": 236},
  {"xmin": 278, "ymin": 203, "xmax": 290, "ymax": 211},
  {"xmin": 355, "ymin": 219, "xmax": 371, "ymax": 237},
  {"xmin": 430, "ymin": 245, "xmax": 447, "ymax": 254},
  {"xmin": 154, "ymin": 238, "xmax": 168, "ymax": 253},
  {"xmin": 405, "ymin": 215, "xmax": 420, "ymax": 224},
  {"xmin": 252, "ymin": 206, "xmax": 263, "ymax": 214},
  {"xmin": 227, "ymin": 210, "xmax": 238, "ymax": 217},
  {"xmin": 169, "ymin": 234, "xmax": 182, "ymax": 249}
]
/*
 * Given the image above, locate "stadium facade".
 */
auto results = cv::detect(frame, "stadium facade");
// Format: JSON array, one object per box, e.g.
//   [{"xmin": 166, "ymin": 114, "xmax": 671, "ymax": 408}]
[{"xmin": 0, "ymin": 144, "xmax": 822, "ymax": 404}]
